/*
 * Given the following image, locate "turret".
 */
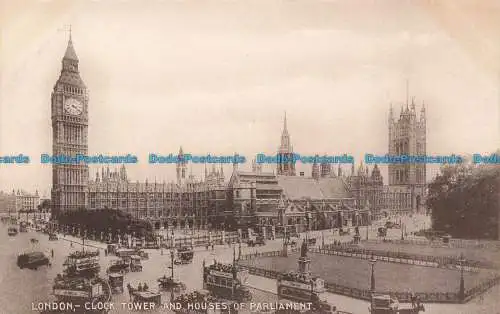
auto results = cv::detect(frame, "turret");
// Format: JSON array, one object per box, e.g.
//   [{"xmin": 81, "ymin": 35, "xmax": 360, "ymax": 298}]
[
  {"xmin": 120, "ymin": 164, "xmax": 127, "ymax": 181},
  {"xmin": 311, "ymin": 157, "xmax": 320, "ymax": 180},
  {"xmin": 176, "ymin": 146, "xmax": 187, "ymax": 184},
  {"xmin": 232, "ymin": 152, "xmax": 239, "ymax": 172},
  {"xmin": 320, "ymin": 158, "xmax": 331, "ymax": 178}
]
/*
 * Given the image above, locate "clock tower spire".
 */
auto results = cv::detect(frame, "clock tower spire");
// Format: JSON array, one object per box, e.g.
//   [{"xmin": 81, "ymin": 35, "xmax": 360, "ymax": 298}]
[{"xmin": 51, "ymin": 31, "xmax": 89, "ymax": 216}]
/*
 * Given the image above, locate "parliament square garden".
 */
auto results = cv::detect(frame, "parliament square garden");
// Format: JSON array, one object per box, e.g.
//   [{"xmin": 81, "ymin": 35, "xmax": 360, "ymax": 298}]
[{"xmin": 239, "ymin": 252, "xmax": 497, "ymax": 293}]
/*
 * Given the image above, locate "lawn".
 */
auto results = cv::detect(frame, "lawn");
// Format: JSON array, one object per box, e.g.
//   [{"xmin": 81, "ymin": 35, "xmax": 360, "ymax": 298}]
[
  {"xmin": 358, "ymin": 241, "xmax": 500, "ymax": 268},
  {"xmin": 240, "ymin": 252, "xmax": 498, "ymax": 293}
]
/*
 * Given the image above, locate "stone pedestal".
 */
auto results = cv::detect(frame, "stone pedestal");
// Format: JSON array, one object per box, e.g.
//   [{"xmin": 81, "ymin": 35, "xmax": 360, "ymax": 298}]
[
  {"xmin": 282, "ymin": 242, "xmax": 288, "ymax": 257},
  {"xmin": 298, "ymin": 257, "xmax": 311, "ymax": 275},
  {"xmin": 222, "ymin": 230, "xmax": 226, "ymax": 244},
  {"xmin": 353, "ymin": 234, "xmax": 361, "ymax": 244},
  {"xmin": 272, "ymin": 226, "xmax": 276, "ymax": 240},
  {"xmin": 262, "ymin": 227, "xmax": 267, "ymax": 239}
]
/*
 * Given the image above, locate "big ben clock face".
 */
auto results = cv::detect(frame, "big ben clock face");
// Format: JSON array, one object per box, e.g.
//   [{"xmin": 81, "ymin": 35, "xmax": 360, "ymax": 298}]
[{"xmin": 64, "ymin": 98, "xmax": 83, "ymax": 115}]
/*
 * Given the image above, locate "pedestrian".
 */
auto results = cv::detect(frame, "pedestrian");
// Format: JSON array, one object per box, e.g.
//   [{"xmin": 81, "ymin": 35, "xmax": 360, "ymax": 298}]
[
  {"xmin": 211, "ymin": 243, "xmax": 214, "ymax": 251},
  {"xmin": 70, "ymin": 242, "xmax": 73, "ymax": 248},
  {"xmin": 51, "ymin": 249, "xmax": 54, "ymax": 258},
  {"xmin": 143, "ymin": 282, "xmax": 148, "ymax": 291}
]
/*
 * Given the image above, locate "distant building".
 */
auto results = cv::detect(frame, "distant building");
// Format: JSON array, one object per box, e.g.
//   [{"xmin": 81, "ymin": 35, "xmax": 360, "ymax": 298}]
[
  {"xmin": 0, "ymin": 191, "xmax": 12, "ymax": 213},
  {"xmin": 226, "ymin": 170, "xmax": 364, "ymax": 233},
  {"xmin": 277, "ymin": 112, "xmax": 296, "ymax": 176},
  {"xmin": 388, "ymin": 100, "xmax": 427, "ymax": 212},
  {"xmin": 0, "ymin": 190, "xmax": 40, "ymax": 214},
  {"xmin": 87, "ymin": 150, "xmax": 228, "ymax": 230}
]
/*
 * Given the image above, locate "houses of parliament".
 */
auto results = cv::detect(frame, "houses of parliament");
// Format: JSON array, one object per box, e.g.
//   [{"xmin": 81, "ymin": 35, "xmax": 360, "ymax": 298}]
[{"xmin": 51, "ymin": 35, "xmax": 427, "ymax": 232}]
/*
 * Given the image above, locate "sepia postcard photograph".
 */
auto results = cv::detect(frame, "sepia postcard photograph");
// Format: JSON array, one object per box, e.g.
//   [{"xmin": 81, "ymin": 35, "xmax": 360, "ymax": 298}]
[{"xmin": 0, "ymin": 1, "xmax": 499, "ymax": 313}]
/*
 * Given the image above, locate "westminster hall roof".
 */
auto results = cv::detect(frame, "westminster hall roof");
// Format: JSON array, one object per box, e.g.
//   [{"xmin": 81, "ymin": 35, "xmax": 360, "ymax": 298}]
[{"xmin": 277, "ymin": 176, "xmax": 352, "ymax": 200}]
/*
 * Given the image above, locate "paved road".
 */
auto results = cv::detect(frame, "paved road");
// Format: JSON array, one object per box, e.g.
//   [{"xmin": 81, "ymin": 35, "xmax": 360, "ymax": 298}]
[{"xmin": 9, "ymin": 213, "xmax": 499, "ymax": 314}]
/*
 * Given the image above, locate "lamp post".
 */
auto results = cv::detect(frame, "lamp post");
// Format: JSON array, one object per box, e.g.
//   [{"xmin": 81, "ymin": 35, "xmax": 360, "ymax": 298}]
[
  {"xmin": 369, "ymin": 254, "xmax": 377, "ymax": 293},
  {"xmin": 238, "ymin": 240, "xmax": 242, "ymax": 260},
  {"xmin": 401, "ymin": 222, "xmax": 405, "ymax": 240},
  {"xmin": 171, "ymin": 229, "xmax": 175, "ymax": 249},
  {"xmin": 169, "ymin": 249, "xmax": 175, "ymax": 302},
  {"xmin": 170, "ymin": 249, "xmax": 175, "ymax": 279},
  {"xmin": 366, "ymin": 222, "xmax": 369, "ymax": 241},
  {"xmin": 458, "ymin": 253, "xmax": 465, "ymax": 301}
]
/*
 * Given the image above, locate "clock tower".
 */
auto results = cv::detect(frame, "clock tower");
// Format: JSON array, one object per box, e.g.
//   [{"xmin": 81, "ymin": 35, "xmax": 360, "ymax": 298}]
[{"xmin": 51, "ymin": 33, "xmax": 89, "ymax": 216}]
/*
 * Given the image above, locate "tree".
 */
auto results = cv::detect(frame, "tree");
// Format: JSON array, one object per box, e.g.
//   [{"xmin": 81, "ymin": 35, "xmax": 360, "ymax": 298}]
[
  {"xmin": 428, "ymin": 154, "xmax": 500, "ymax": 240},
  {"xmin": 57, "ymin": 208, "xmax": 152, "ymax": 237}
]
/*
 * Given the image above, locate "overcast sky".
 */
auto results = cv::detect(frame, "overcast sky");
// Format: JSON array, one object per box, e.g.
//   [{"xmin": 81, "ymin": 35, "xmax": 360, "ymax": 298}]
[{"xmin": 1, "ymin": 0, "xmax": 499, "ymax": 194}]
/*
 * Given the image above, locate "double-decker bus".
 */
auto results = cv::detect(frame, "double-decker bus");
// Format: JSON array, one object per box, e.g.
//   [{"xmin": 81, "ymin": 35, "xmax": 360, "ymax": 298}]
[
  {"xmin": 202, "ymin": 261, "xmax": 251, "ymax": 302},
  {"xmin": 276, "ymin": 271, "xmax": 336, "ymax": 314}
]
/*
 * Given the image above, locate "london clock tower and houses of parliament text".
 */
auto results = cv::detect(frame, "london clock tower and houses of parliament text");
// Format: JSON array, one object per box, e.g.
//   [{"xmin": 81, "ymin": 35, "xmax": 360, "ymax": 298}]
[{"xmin": 51, "ymin": 33, "xmax": 89, "ymax": 216}]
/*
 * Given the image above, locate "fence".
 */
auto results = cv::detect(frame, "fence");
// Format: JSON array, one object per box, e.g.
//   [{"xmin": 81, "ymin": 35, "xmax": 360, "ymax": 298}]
[
  {"xmin": 239, "ymin": 250, "xmax": 285, "ymax": 261},
  {"xmin": 369, "ymin": 238, "xmax": 500, "ymax": 250},
  {"xmin": 170, "ymin": 232, "xmax": 240, "ymax": 248},
  {"xmin": 320, "ymin": 245, "xmax": 486, "ymax": 271},
  {"xmin": 50, "ymin": 223, "xmax": 245, "ymax": 249},
  {"xmin": 238, "ymin": 250, "xmax": 500, "ymax": 304},
  {"xmin": 463, "ymin": 275, "xmax": 500, "ymax": 303}
]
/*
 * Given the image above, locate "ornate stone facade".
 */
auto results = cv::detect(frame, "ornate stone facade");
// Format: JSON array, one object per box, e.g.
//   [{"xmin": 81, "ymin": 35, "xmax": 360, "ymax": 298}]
[
  {"xmin": 388, "ymin": 100, "xmax": 427, "ymax": 212},
  {"xmin": 87, "ymin": 152, "xmax": 227, "ymax": 230},
  {"xmin": 51, "ymin": 34, "xmax": 89, "ymax": 215}
]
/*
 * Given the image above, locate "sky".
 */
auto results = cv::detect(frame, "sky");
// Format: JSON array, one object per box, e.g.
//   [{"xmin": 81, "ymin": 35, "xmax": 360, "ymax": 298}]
[{"xmin": 0, "ymin": 0, "xmax": 499, "ymax": 194}]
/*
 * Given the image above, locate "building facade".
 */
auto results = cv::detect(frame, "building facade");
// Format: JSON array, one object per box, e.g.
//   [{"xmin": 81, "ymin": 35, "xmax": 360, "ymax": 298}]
[
  {"xmin": 388, "ymin": 100, "xmax": 427, "ymax": 213},
  {"xmin": 277, "ymin": 113, "xmax": 296, "ymax": 176},
  {"xmin": 48, "ymin": 37, "xmax": 425, "ymax": 229},
  {"xmin": 51, "ymin": 34, "xmax": 89, "ymax": 216},
  {"xmin": 87, "ymin": 151, "xmax": 228, "ymax": 230},
  {"xmin": 0, "ymin": 190, "xmax": 40, "ymax": 214}
]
